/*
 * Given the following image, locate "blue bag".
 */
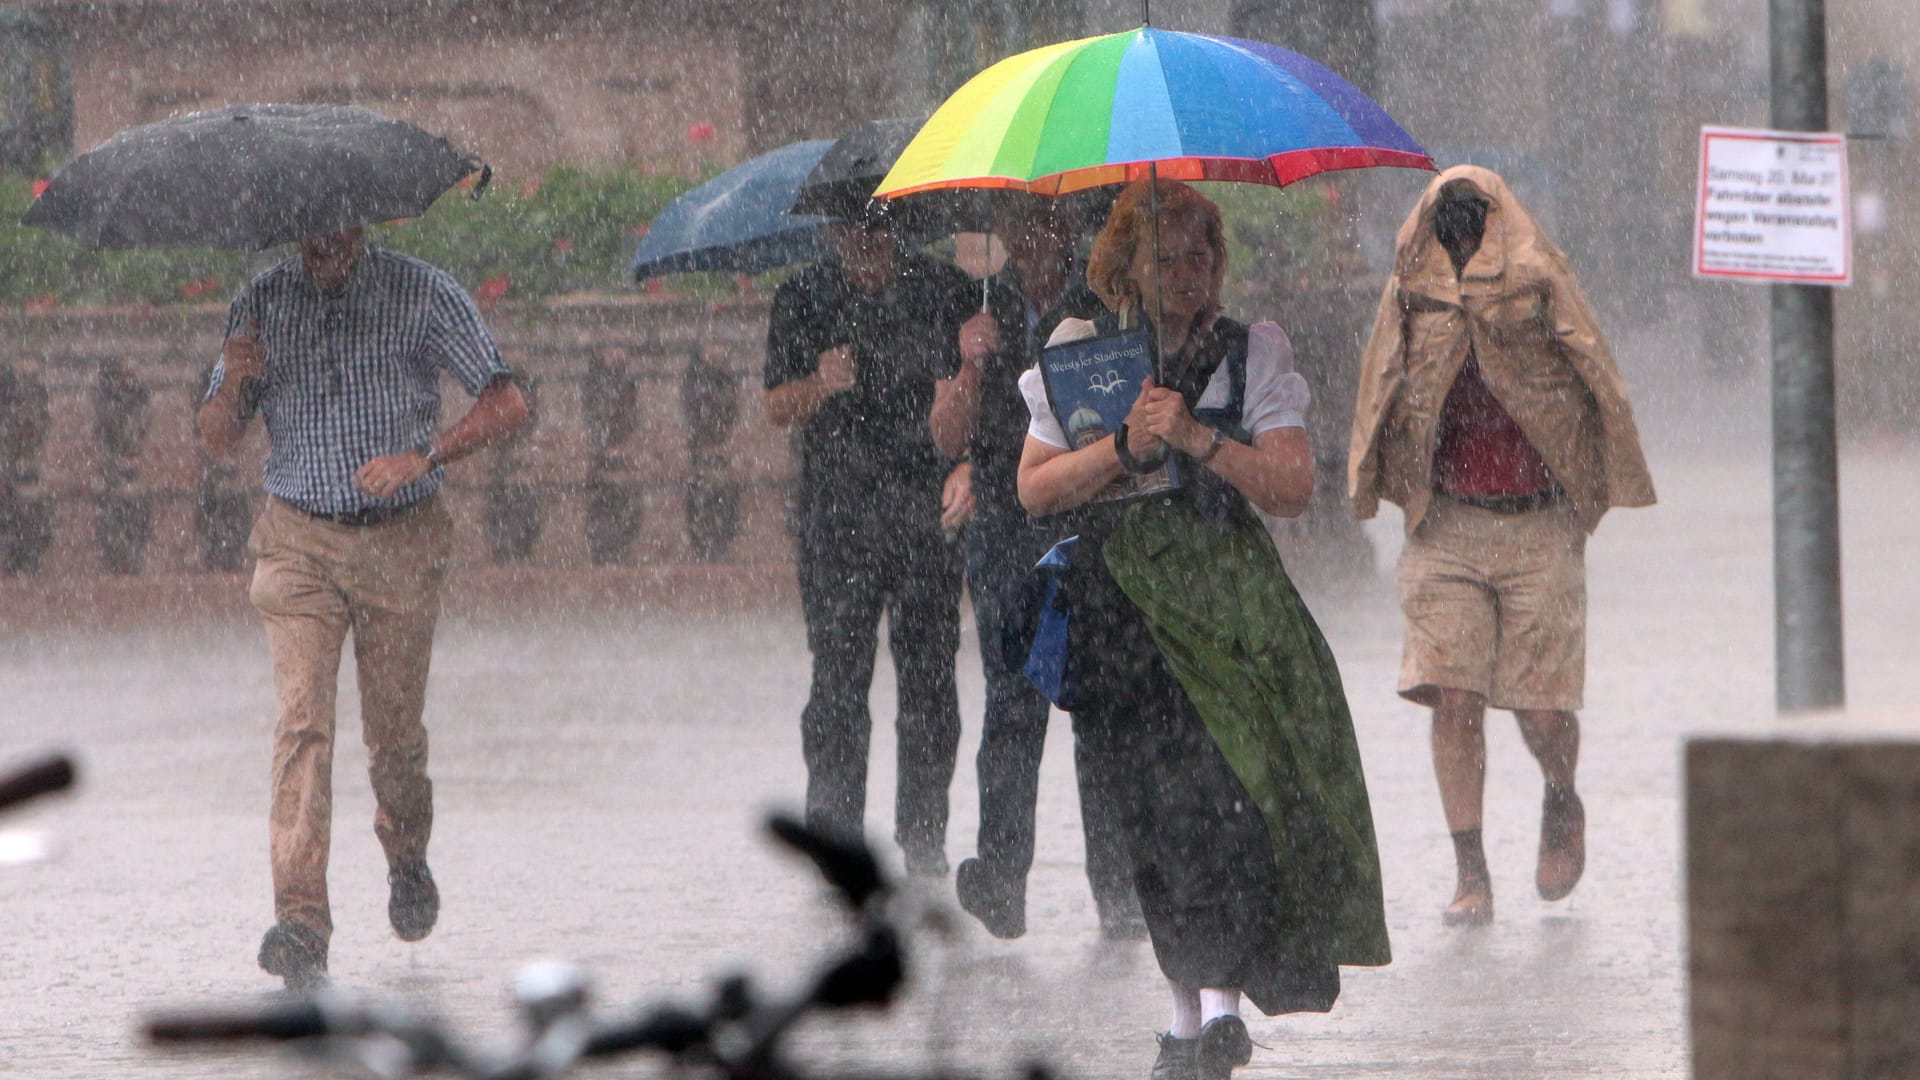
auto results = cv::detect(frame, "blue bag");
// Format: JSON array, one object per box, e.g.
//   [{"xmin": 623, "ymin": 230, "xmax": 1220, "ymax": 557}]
[{"xmin": 1017, "ymin": 537, "xmax": 1082, "ymax": 710}]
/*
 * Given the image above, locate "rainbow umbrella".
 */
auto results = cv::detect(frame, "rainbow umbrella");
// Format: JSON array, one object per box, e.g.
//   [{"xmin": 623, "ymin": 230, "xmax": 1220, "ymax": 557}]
[{"xmin": 874, "ymin": 26, "xmax": 1434, "ymax": 199}]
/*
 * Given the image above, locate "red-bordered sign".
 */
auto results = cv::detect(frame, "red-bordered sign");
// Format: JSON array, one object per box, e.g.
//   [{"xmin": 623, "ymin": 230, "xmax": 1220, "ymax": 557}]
[{"xmin": 1694, "ymin": 126, "xmax": 1850, "ymax": 286}]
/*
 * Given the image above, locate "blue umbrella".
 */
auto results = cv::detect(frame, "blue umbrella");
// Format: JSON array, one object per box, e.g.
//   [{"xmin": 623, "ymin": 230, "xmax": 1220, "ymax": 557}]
[{"xmin": 629, "ymin": 139, "xmax": 835, "ymax": 281}]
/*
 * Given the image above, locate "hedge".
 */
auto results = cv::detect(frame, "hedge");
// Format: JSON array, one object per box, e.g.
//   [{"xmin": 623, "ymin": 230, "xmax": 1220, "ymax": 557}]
[
  {"xmin": 1, "ymin": 163, "xmax": 1345, "ymax": 311},
  {"xmin": 0, "ymin": 165, "xmax": 704, "ymax": 308}
]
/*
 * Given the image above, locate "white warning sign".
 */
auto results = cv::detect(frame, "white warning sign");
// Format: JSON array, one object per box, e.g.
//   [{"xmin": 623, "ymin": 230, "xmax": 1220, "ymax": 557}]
[{"xmin": 1694, "ymin": 126, "xmax": 1851, "ymax": 285}]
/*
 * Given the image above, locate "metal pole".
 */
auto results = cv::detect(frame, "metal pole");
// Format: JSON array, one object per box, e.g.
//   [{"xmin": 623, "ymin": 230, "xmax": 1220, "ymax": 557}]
[
  {"xmin": 1769, "ymin": 0, "xmax": 1844, "ymax": 710},
  {"xmin": 1148, "ymin": 161, "xmax": 1165, "ymax": 380}
]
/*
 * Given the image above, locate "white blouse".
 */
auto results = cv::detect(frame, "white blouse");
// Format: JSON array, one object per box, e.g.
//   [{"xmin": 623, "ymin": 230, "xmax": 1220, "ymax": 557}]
[{"xmin": 1019, "ymin": 318, "xmax": 1312, "ymax": 449}]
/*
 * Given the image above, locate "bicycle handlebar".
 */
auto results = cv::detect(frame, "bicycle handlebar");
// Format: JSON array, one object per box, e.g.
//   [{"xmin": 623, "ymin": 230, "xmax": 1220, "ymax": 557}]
[
  {"xmin": 0, "ymin": 753, "xmax": 77, "ymax": 816},
  {"xmin": 142, "ymin": 813, "xmax": 1057, "ymax": 1080},
  {"xmin": 145, "ymin": 998, "xmax": 333, "ymax": 1042}
]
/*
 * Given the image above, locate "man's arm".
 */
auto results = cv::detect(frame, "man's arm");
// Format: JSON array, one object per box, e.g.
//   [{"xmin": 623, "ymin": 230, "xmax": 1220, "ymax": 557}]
[
  {"xmin": 352, "ymin": 376, "xmax": 529, "ymax": 500},
  {"xmin": 197, "ymin": 325, "xmax": 264, "ymax": 459},
  {"xmin": 765, "ymin": 346, "xmax": 854, "ymax": 428},
  {"xmin": 928, "ymin": 310, "xmax": 997, "ymax": 458}
]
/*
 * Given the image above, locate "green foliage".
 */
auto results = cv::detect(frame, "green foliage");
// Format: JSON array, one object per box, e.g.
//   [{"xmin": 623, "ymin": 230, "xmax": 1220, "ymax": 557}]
[
  {"xmin": 0, "ymin": 165, "xmax": 704, "ymax": 309},
  {"xmin": 1199, "ymin": 180, "xmax": 1361, "ymax": 306},
  {"xmin": 376, "ymin": 165, "xmax": 702, "ymax": 301}
]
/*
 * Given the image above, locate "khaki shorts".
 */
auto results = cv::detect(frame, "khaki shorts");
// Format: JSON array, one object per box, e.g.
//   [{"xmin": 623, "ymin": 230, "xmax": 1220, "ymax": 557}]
[{"xmin": 1395, "ymin": 493, "xmax": 1587, "ymax": 712}]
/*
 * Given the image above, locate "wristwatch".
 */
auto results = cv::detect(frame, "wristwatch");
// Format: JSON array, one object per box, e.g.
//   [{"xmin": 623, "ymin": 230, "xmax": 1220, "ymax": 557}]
[
  {"xmin": 415, "ymin": 441, "xmax": 440, "ymax": 469},
  {"xmin": 1196, "ymin": 428, "xmax": 1228, "ymax": 465},
  {"xmin": 235, "ymin": 376, "xmax": 265, "ymax": 420}
]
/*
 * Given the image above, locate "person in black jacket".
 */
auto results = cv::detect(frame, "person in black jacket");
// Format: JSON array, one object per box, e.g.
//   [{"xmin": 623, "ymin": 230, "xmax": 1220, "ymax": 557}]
[
  {"xmin": 764, "ymin": 201, "xmax": 976, "ymax": 875},
  {"xmin": 929, "ymin": 195, "xmax": 1144, "ymax": 939}
]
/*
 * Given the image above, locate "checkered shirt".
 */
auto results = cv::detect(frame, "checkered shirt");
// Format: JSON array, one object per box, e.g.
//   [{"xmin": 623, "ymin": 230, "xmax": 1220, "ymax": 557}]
[{"xmin": 205, "ymin": 246, "xmax": 512, "ymax": 515}]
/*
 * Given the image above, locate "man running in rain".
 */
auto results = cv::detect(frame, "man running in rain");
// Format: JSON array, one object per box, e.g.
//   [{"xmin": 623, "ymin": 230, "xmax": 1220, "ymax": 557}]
[
  {"xmin": 198, "ymin": 227, "xmax": 528, "ymax": 988},
  {"xmin": 928, "ymin": 195, "xmax": 1143, "ymax": 939},
  {"xmin": 1350, "ymin": 166, "xmax": 1654, "ymax": 926},
  {"xmin": 763, "ymin": 200, "xmax": 976, "ymax": 875}
]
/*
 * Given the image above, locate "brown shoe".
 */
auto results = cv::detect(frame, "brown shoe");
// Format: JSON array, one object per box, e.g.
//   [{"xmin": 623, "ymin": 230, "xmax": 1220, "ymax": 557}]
[
  {"xmin": 1443, "ymin": 827, "xmax": 1493, "ymax": 927},
  {"xmin": 1537, "ymin": 786, "xmax": 1585, "ymax": 901},
  {"xmin": 1441, "ymin": 880, "xmax": 1494, "ymax": 927}
]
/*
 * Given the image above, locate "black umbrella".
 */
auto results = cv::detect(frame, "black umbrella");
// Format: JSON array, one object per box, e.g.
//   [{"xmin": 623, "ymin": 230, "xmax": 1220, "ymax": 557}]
[
  {"xmin": 792, "ymin": 117, "xmax": 988, "ymax": 235},
  {"xmin": 21, "ymin": 103, "xmax": 487, "ymax": 250}
]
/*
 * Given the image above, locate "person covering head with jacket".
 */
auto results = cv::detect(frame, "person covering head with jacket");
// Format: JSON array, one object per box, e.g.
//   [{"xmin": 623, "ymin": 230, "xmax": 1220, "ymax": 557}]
[{"xmin": 1349, "ymin": 165, "xmax": 1655, "ymax": 928}]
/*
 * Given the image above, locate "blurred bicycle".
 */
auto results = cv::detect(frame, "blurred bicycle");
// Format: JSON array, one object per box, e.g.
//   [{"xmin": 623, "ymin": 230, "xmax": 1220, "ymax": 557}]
[
  {"xmin": 0, "ymin": 750, "xmax": 78, "ymax": 866},
  {"xmin": 145, "ymin": 813, "xmax": 1055, "ymax": 1080}
]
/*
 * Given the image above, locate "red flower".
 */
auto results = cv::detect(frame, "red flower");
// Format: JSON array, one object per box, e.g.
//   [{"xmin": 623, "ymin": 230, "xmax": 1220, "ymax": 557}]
[
  {"xmin": 474, "ymin": 275, "xmax": 511, "ymax": 310},
  {"xmin": 519, "ymin": 176, "xmax": 542, "ymax": 200},
  {"xmin": 24, "ymin": 294, "xmax": 57, "ymax": 312},
  {"xmin": 31, "ymin": 179, "xmax": 49, "ymax": 199},
  {"xmin": 733, "ymin": 274, "xmax": 756, "ymax": 296},
  {"xmin": 644, "ymin": 278, "xmax": 663, "ymax": 295},
  {"xmin": 687, "ymin": 122, "xmax": 717, "ymax": 144},
  {"xmin": 552, "ymin": 236, "xmax": 574, "ymax": 255},
  {"xmin": 633, "ymin": 222, "xmax": 650, "ymax": 239}
]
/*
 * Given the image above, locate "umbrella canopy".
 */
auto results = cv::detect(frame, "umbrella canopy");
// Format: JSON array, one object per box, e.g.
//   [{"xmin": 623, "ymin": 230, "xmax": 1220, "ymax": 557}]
[
  {"xmin": 874, "ymin": 27, "xmax": 1434, "ymax": 198},
  {"xmin": 21, "ymin": 103, "xmax": 484, "ymax": 251},
  {"xmin": 629, "ymin": 138, "xmax": 836, "ymax": 281},
  {"xmin": 631, "ymin": 121, "xmax": 989, "ymax": 283},
  {"xmin": 791, "ymin": 118, "xmax": 923, "ymax": 219},
  {"xmin": 793, "ymin": 116, "xmax": 991, "ymax": 238}
]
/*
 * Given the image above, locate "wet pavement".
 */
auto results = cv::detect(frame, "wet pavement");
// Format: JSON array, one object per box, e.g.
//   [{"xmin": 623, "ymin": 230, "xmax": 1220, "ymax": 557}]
[{"xmin": 5, "ymin": 395, "xmax": 1917, "ymax": 1079}]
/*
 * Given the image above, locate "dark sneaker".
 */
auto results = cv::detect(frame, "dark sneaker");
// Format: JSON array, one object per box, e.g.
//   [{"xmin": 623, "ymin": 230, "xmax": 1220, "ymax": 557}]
[
  {"xmin": 955, "ymin": 857, "xmax": 1026, "ymax": 939},
  {"xmin": 1196, "ymin": 1014, "xmax": 1252, "ymax": 1080},
  {"xmin": 1150, "ymin": 1032, "xmax": 1198, "ymax": 1080},
  {"xmin": 258, "ymin": 922, "xmax": 328, "ymax": 991},
  {"xmin": 388, "ymin": 862, "xmax": 439, "ymax": 942}
]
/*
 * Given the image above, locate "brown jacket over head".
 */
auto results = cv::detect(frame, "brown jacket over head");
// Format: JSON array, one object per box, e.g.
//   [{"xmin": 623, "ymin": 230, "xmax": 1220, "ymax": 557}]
[{"xmin": 1348, "ymin": 165, "xmax": 1655, "ymax": 536}]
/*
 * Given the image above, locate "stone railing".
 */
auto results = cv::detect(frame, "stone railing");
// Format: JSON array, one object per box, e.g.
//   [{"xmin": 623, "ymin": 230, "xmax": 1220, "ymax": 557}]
[
  {"xmin": 0, "ymin": 284, "xmax": 1384, "ymax": 626},
  {"xmin": 0, "ymin": 295, "xmax": 798, "ymax": 623}
]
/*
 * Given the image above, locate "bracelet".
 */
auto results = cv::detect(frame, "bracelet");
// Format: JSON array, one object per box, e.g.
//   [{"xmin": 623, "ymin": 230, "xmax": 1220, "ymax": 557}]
[
  {"xmin": 1113, "ymin": 423, "xmax": 1146, "ymax": 474},
  {"xmin": 1114, "ymin": 423, "xmax": 1165, "ymax": 475},
  {"xmin": 1196, "ymin": 428, "xmax": 1228, "ymax": 465}
]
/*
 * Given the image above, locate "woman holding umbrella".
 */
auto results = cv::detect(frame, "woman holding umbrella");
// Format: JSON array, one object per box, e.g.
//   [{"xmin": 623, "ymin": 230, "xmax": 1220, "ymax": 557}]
[{"xmin": 1014, "ymin": 178, "xmax": 1389, "ymax": 1080}]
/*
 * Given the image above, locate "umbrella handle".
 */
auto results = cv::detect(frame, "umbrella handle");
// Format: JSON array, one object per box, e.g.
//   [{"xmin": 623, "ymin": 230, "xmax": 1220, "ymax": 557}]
[{"xmin": 470, "ymin": 163, "xmax": 493, "ymax": 201}]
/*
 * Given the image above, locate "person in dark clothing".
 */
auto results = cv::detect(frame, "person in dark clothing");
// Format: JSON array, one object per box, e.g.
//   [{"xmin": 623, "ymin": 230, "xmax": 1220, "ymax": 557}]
[
  {"xmin": 763, "ymin": 204, "xmax": 977, "ymax": 876},
  {"xmin": 928, "ymin": 195, "xmax": 1143, "ymax": 940}
]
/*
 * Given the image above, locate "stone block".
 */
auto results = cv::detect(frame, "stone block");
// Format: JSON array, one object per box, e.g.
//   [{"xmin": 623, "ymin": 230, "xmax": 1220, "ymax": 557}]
[{"xmin": 1688, "ymin": 729, "xmax": 1920, "ymax": 1080}]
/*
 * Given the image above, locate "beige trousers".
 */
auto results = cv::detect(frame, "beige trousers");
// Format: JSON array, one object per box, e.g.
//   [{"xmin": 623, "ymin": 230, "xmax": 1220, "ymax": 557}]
[
  {"xmin": 1395, "ymin": 493, "xmax": 1588, "ymax": 712},
  {"xmin": 247, "ymin": 496, "xmax": 452, "ymax": 943}
]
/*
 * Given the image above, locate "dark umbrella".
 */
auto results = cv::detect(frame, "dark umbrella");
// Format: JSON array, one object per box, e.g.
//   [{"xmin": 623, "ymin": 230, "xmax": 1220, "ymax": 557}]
[
  {"xmin": 628, "ymin": 138, "xmax": 836, "ymax": 281},
  {"xmin": 630, "ymin": 121, "xmax": 987, "ymax": 285},
  {"xmin": 792, "ymin": 116, "xmax": 987, "ymax": 235},
  {"xmin": 21, "ymin": 103, "xmax": 486, "ymax": 250}
]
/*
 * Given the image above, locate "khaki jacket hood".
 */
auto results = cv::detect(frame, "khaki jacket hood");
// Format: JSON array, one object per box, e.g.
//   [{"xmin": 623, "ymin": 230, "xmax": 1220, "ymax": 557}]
[{"xmin": 1348, "ymin": 165, "xmax": 1655, "ymax": 535}]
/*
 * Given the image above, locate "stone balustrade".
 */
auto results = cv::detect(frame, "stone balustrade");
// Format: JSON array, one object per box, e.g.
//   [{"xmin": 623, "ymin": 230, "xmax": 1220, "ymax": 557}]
[
  {"xmin": 0, "ymin": 295, "xmax": 798, "ymax": 622},
  {"xmin": 0, "ymin": 284, "xmax": 1384, "ymax": 627}
]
